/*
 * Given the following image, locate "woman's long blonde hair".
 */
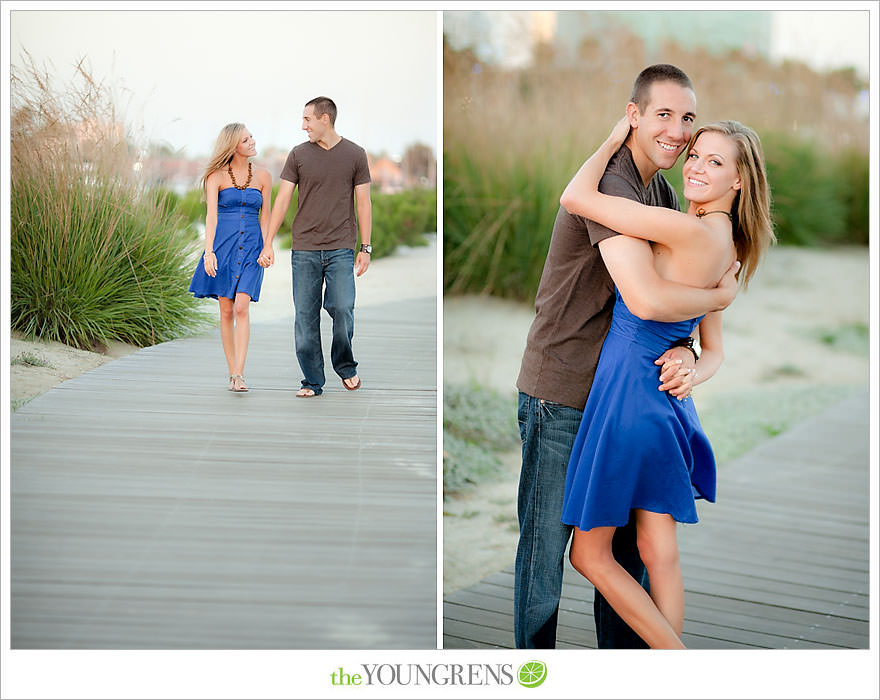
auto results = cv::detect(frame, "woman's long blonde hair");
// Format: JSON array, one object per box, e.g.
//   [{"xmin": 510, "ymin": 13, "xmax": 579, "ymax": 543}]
[
  {"xmin": 200, "ymin": 122, "xmax": 247, "ymax": 192},
  {"xmin": 688, "ymin": 121, "xmax": 775, "ymax": 288}
]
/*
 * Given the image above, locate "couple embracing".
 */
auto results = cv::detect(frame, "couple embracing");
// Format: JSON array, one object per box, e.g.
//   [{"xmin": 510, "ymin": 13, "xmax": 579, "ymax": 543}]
[
  {"xmin": 515, "ymin": 64, "xmax": 774, "ymax": 649},
  {"xmin": 188, "ymin": 96, "xmax": 372, "ymax": 397}
]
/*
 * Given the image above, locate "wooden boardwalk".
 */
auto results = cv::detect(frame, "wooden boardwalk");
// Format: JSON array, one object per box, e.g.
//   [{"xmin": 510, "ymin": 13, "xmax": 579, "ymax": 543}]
[
  {"xmin": 444, "ymin": 387, "xmax": 870, "ymax": 649},
  {"xmin": 11, "ymin": 296, "xmax": 437, "ymax": 649}
]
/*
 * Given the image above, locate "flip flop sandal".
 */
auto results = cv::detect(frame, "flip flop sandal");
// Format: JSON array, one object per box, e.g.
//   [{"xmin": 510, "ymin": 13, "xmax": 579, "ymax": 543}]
[{"xmin": 343, "ymin": 377, "xmax": 361, "ymax": 391}]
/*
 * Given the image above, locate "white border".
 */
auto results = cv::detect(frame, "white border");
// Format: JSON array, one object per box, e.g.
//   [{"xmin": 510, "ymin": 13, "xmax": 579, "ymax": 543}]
[
  {"xmin": 3, "ymin": 2, "xmax": 879, "ymax": 700},
  {"xmin": 435, "ymin": 9, "xmax": 446, "ymax": 653}
]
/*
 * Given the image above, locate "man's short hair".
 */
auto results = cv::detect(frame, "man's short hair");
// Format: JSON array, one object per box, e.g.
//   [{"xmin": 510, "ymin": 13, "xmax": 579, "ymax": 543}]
[
  {"xmin": 305, "ymin": 96, "xmax": 337, "ymax": 126},
  {"xmin": 630, "ymin": 65, "xmax": 694, "ymax": 112}
]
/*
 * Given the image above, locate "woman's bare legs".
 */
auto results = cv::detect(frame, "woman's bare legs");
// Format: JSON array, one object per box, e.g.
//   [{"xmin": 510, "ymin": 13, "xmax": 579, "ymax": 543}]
[
  {"xmin": 635, "ymin": 509, "xmax": 684, "ymax": 636},
  {"xmin": 569, "ymin": 523, "xmax": 686, "ymax": 649},
  {"xmin": 232, "ymin": 293, "xmax": 251, "ymax": 387},
  {"xmin": 218, "ymin": 297, "xmax": 236, "ymax": 388},
  {"xmin": 218, "ymin": 293, "xmax": 252, "ymax": 390}
]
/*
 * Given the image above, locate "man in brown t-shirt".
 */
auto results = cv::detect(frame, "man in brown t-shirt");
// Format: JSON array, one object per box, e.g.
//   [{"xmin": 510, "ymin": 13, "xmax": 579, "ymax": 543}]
[
  {"xmin": 514, "ymin": 65, "xmax": 740, "ymax": 649},
  {"xmin": 265, "ymin": 97, "xmax": 372, "ymax": 398}
]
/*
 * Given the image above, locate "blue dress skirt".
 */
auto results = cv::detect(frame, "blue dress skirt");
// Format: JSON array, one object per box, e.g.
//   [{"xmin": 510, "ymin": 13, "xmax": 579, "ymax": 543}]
[
  {"xmin": 561, "ymin": 290, "xmax": 716, "ymax": 531},
  {"xmin": 189, "ymin": 186, "xmax": 265, "ymax": 301}
]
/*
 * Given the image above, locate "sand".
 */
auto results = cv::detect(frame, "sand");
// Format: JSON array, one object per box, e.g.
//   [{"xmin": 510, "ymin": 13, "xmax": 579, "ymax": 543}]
[
  {"xmin": 9, "ymin": 234, "xmax": 437, "ymax": 406},
  {"xmin": 443, "ymin": 245, "xmax": 870, "ymax": 593}
]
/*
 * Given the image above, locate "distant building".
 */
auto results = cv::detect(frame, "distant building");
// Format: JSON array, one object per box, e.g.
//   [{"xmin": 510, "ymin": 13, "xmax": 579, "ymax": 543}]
[
  {"xmin": 445, "ymin": 10, "xmax": 867, "ymax": 79},
  {"xmin": 446, "ymin": 10, "xmax": 769, "ymax": 68},
  {"xmin": 553, "ymin": 11, "xmax": 772, "ymax": 66},
  {"xmin": 141, "ymin": 155, "xmax": 201, "ymax": 194},
  {"xmin": 368, "ymin": 154, "xmax": 405, "ymax": 194}
]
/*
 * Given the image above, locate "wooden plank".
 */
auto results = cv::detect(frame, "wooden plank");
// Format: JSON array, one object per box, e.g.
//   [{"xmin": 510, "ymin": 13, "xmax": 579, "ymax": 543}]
[
  {"xmin": 443, "ymin": 619, "xmax": 513, "ymax": 648},
  {"xmin": 682, "ymin": 600, "xmax": 867, "ymax": 648},
  {"xmin": 12, "ymin": 297, "xmax": 438, "ymax": 650}
]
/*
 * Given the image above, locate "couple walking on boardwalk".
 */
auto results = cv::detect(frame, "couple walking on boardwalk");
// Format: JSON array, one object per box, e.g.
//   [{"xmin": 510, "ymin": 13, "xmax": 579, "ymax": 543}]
[
  {"xmin": 514, "ymin": 64, "xmax": 774, "ymax": 649},
  {"xmin": 188, "ymin": 96, "xmax": 372, "ymax": 397}
]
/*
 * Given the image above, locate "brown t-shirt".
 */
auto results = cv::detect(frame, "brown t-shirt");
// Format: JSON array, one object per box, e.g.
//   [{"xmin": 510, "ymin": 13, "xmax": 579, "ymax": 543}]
[
  {"xmin": 280, "ymin": 137, "xmax": 371, "ymax": 250},
  {"xmin": 516, "ymin": 145, "xmax": 680, "ymax": 411}
]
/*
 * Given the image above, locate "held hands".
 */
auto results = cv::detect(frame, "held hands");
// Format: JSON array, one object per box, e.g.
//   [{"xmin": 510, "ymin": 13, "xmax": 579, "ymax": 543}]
[
  {"xmin": 258, "ymin": 245, "xmax": 274, "ymax": 268},
  {"xmin": 655, "ymin": 346, "xmax": 698, "ymax": 401}
]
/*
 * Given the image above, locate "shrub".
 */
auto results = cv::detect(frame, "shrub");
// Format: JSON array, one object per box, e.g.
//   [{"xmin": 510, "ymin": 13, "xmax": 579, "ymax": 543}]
[
  {"xmin": 443, "ymin": 433, "xmax": 503, "ymax": 495},
  {"xmin": 370, "ymin": 188, "xmax": 436, "ymax": 257},
  {"xmin": 11, "ymin": 351, "xmax": 53, "ymax": 368},
  {"xmin": 443, "ymin": 144, "xmax": 582, "ymax": 300},
  {"xmin": 10, "ymin": 56, "xmax": 211, "ymax": 349},
  {"xmin": 761, "ymin": 134, "xmax": 847, "ymax": 246},
  {"xmin": 834, "ymin": 148, "xmax": 870, "ymax": 246},
  {"xmin": 176, "ymin": 187, "xmax": 208, "ymax": 229},
  {"xmin": 443, "ymin": 382, "xmax": 519, "ymax": 495}
]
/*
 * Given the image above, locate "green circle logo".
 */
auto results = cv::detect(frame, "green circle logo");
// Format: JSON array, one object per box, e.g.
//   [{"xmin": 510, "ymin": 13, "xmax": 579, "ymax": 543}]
[{"xmin": 517, "ymin": 660, "xmax": 547, "ymax": 688}]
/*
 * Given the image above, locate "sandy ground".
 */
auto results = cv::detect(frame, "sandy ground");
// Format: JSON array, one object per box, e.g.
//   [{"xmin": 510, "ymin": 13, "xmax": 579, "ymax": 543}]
[
  {"xmin": 9, "ymin": 234, "xmax": 437, "ymax": 406},
  {"xmin": 443, "ymin": 245, "xmax": 871, "ymax": 593}
]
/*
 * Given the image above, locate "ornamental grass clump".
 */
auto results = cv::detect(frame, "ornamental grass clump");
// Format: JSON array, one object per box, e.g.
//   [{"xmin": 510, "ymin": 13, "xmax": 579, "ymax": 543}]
[{"xmin": 10, "ymin": 55, "xmax": 211, "ymax": 349}]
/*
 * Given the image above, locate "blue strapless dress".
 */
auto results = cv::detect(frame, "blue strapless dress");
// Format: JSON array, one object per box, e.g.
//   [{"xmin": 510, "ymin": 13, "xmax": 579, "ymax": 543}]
[
  {"xmin": 561, "ymin": 289, "xmax": 716, "ymax": 530},
  {"xmin": 189, "ymin": 187, "xmax": 264, "ymax": 301}
]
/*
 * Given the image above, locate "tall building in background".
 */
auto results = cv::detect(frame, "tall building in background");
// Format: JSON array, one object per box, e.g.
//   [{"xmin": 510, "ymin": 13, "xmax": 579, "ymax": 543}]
[
  {"xmin": 445, "ymin": 10, "xmax": 771, "ymax": 67},
  {"xmin": 553, "ymin": 11, "xmax": 771, "ymax": 64}
]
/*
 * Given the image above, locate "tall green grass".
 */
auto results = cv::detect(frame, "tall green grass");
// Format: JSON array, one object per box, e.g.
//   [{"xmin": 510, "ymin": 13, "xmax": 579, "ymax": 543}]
[
  {"xmin": 11, "ymin": 57, "xmax": 210, "ymax": 349},
  {"xmin": 444, "ymin": 146, "xmax": 578, "ymax": 299}
]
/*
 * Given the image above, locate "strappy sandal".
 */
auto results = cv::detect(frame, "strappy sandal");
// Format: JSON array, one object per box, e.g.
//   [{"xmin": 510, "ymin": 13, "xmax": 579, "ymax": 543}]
[{"xmin": 230, "ymin": 374, "xmax": 249, "ymax": 392}]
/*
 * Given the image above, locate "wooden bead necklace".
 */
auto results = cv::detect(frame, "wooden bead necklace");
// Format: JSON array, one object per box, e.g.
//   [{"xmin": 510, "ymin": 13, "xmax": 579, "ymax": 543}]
[{"xmin": 228, "ymin": 161, "xmax": 253, "ymax": 190}]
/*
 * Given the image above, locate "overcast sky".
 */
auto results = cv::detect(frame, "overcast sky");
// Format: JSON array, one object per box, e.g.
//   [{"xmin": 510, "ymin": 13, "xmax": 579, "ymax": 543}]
[{"xmin": 9, "ymin": 9, "xmax": 438, "ymax": 159}]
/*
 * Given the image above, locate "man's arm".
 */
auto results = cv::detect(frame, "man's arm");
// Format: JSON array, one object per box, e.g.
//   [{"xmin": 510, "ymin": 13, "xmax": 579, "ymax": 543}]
[
  {"xmin": 354, "ymin": 181, "xmax": 371, "ymax": 277},
  {"xmin": 598, "ymin": 235, "xmax": 739, "ymax": 322}
]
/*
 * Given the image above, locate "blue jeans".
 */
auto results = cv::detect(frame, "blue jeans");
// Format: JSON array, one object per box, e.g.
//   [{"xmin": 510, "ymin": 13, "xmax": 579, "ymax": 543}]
[
  {"xmin": 291, "ymin": 249, "xmax": 358, "ymax": 394},
  {"xmin": 514, "ymin": 391, "xmax": 649, "ymax": 649}
]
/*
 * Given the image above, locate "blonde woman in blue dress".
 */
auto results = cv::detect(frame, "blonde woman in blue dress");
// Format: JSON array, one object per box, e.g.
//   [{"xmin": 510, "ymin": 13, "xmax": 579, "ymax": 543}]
[
  {"xmin": 189, "ymin": 123, "xmax": 274, "ymax": 392},
  {"xmin": 559, "ymin": 116, "xmax": 774, "ymax": 648}
]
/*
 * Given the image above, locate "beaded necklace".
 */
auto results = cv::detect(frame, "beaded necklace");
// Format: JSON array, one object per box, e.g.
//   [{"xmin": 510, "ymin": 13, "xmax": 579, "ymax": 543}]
[{"xmin": 228, "ymin": 162, "xmax": 253, "ymax": 190}]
